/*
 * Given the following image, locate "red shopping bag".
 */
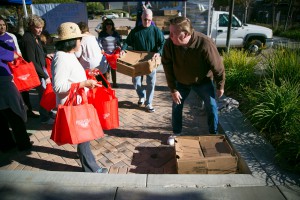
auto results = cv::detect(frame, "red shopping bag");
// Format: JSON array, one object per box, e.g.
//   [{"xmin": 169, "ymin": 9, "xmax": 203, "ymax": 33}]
[
  {"xmin": 8, "ymin": 56, "xmax": 41, "ymax": 91},
  {"xmin": 51, "ymin": 83, "xmax": 104, "ymax": 145},
  {"xmin": 103, "ymin": 47, "xmax": 120, "ymax": 70},
  {"xmin": 40, "ymin": 83, "xmax": 56, "ymax": 111},
  {"xmin": 85, "ymin": 69, "xmax": 97, "ymax": 80},
  {"xmin": 45, "ymin": 57, "xmax": 52, "ymax": 79},
  {"xmin": 88, "ymin": 73, "xmax": 119, "ymax": 130}
]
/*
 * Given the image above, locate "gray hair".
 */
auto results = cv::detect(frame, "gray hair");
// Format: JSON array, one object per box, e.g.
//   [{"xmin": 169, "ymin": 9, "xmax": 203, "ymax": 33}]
[{"xmin": 142, "ymin": 9, "xmax": 153, "ymax": 18}]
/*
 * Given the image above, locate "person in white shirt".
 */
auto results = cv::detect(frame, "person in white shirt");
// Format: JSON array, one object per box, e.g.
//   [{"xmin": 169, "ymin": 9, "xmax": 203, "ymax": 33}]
[
  {"xmin": 52, "ymin": 22, "xmax": 108, "ymax": 173},
  {"xmin": 76, "ymin": 21, "xmax": 109, "ymax": 87}
]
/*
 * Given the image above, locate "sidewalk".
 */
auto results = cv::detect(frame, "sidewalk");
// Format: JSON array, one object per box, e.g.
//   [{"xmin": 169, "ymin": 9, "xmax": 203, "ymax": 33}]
[{"xmin": 0, "ymin": 67, "xmax": 299, "ymax": 199}]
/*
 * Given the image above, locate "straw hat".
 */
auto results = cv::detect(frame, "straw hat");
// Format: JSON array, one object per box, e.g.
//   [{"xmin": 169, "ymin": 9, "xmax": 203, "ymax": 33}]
[{"xmin": 54, "ymin": 22, "xmax": 84, "ymax": 42}]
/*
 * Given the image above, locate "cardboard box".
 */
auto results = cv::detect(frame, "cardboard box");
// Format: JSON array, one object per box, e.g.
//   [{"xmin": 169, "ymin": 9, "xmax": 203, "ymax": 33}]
[
  {"xmin": 116, "ymin": 26, "xmax": 131, "ymax": 36},
  {"xmin": 175, "ymin": 135, "xmax": 238, "ymax": 174},
  {"xmin": 116, "ymin": 50, "xmax": 161, "ymax": 77}
]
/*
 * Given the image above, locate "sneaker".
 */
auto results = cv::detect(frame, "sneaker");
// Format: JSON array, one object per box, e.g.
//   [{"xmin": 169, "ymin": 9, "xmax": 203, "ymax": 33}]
[
  {"xmin": 146, "ymin": 104, "xmax": 155, "ymax": 113},
  {"xmin": 27, "ymin": 110, "xmax": 39, "ymax": 118},
  {"xmin": 138, "ymin": 98, "xmax": 145, "ymax": 107},
  {"xmin": 96, "ymin": 167, "xmax": 109, "ymax": 174},
  {"xmin": 41, "ymin": 118, "xmax": 55, "ymax": 125}
]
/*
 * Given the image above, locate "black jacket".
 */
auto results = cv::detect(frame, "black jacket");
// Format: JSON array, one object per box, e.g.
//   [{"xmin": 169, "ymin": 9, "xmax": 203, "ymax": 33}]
[{"xmin": 21, "ymin": 31, "xmax": 48, "ymax": 79}]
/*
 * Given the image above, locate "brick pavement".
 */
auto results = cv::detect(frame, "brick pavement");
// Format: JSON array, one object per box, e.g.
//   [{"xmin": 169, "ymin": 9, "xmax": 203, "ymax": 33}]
[{"xmin": 0, "ymin": 69, "xmax": 209, "ymax": 174}]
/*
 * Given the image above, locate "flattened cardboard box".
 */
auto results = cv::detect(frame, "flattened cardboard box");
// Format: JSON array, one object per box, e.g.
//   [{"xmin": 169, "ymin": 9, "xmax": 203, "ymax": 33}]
[
  {"xmin": 175, "ymin": 135, "xmax": 238, "ymax": 174},
  {"xmin": 117, "ymin": 50, "xmax": 161, "ymax": 77}
]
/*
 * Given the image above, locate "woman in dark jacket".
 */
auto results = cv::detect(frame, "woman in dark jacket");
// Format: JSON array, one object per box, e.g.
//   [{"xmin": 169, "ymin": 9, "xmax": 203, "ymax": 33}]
[{"xmin": 21, "ymin": 14, "xmax": 54, "ymax": 124}]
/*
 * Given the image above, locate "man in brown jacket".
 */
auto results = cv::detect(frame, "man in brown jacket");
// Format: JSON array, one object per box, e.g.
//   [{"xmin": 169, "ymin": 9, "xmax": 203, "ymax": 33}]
[{"xmin": 162, "ymin": 16, "xmax": 225, "ymax": 135}]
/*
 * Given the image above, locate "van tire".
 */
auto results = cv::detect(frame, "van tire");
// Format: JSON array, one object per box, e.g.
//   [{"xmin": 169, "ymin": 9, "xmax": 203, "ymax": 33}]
[{"xmin": 245, "ymin": 39, "xmax": 263, "ymax": 56}]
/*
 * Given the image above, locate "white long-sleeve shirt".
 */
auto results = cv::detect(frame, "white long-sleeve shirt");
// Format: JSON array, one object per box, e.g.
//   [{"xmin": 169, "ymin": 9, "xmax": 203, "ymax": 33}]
[{"xmin": 52, "ymin": 51, "xmax": 87, "ymax": 105}]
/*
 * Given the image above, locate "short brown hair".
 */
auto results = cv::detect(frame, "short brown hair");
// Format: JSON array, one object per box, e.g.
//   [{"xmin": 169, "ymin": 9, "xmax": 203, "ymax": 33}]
[
  {"xmin": 169, "ymin": 16, "xmax": 193, "ymax": 35},
  {"xmin": 77, "ymin": 21, "xmax": 89, "ymax": 33}
]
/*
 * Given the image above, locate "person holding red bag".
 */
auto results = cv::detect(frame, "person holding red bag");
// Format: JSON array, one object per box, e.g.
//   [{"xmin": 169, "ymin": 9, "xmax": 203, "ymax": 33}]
[
  {"xmin": 20, "ymin": 15, "xmax": 55, "ymax": 123},
  {"xmin": 0, "ymin": 43, "xmax": 33, "ymax": 152},
  {"xmin": 52, "ymin": 22, "xmax": 108, "ymax": 174},
  {"xmin": 98, "ymin": 19, "xmax": 121, "ymax": 88}
]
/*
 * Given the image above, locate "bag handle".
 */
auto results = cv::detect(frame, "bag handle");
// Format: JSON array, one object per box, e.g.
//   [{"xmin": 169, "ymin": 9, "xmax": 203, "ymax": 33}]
[
  {"xmin": 64, "ymin": 83, "xmax": 89, "ymax": 106},
  {"xmin": 8, "ymin": 52, "xmax": 28, "ymax": 69},
  {"xmin": 91, "ymin": 68, "xmax": 112, "ymax": 89}
]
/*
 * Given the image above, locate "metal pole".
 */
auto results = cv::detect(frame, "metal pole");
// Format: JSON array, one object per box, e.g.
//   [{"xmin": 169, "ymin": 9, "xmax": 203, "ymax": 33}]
[
  {"xmin": 22, "ymin": 0, "xmax": 28, "ymax": 18},
  {"xmin": 226, "ymin": 0, "xmax": 234, "ymax": 53}
]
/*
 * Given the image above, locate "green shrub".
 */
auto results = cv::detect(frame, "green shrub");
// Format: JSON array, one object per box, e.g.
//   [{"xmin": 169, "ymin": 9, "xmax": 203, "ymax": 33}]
[
  {"xmin": 265, "ymin": 48, "xmax": 300, "ymax": 86},
  {"xmin": 223, "ymin": 49, "xmax": 259, "ymax": 93},
  {"xmin": 245, "ymin": 78, "xmax": 300, "ymax": 172},
  {"xmin": 246, "ymin": 79, "xmax": 300, "ymax": 138}
]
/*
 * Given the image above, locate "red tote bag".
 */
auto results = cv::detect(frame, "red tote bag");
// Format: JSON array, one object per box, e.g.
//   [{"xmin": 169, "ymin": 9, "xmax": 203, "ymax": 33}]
[
  {"xmin": 103, "ymin": 47, "xmax": 120, "ymax": 70},
  {"xmin": 51, "ymin": 83, "xmax": 104, "ymax": 145},
  {"xmin": 8, "ymin": 56, "xmax": 41, "ymax": 91},
  {"xmin": 89, "ymin": 73, "xmax": 119, "ymax": 130},
  {"xmin": 40, "ymin": 83, "xmax": 56, "ymax": 111}
]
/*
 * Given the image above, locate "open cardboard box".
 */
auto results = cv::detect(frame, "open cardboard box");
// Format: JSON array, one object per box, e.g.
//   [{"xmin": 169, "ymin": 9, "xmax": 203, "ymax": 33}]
[
  {"xmin": 116, "ymin": 50, "xmax": 161, "ymax": 77},
  {"xmin": 175, "ymin": 135, "xmax": 238, "ymax": 174}
]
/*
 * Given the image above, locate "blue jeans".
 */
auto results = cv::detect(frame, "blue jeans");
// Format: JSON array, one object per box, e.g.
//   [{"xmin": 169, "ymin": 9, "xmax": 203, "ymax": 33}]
[
  {"xmin": 77, "ymin": 141, "xmax": 101, "ymax": 172},
  {"xmin": 132, "ymin": 69, "xmax": 156, "ymax": 106},
  {"xmin": 172, "ymin": 80, "xmax": 218, "ymax": 134}
]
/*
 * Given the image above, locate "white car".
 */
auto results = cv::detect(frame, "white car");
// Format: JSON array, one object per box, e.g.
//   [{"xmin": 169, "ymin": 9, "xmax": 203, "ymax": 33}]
[{"xmin": 105, "ymin": 13, "xmax": 119, "ymax": 19}]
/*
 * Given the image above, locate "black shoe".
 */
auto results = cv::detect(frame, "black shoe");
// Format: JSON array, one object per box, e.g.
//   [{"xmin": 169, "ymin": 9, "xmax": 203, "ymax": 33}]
[
  {"xmin": 27, "ymin": 110, "xmax": 39, "ymax": 118},
  {"xmin": 96, "ymin": 167, "xmax": 109, "ymax": 174}
]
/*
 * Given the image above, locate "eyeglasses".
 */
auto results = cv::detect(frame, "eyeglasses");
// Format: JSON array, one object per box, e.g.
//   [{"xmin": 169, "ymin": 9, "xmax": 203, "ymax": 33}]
[{"xmin": 143, "ymin": 19, "xmax": 152, "ymax": 22}]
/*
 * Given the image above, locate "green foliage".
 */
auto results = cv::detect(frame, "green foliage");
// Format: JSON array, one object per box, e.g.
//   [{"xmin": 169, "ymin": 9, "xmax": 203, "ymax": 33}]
[
  {"xmin": 222, "ymin": 49, "xmax": 259, "ymax": 93},
  {"xmin": 265, "ymin": 48, "xmax": 300, "ymax": 86},
  {"xmin": 246, "ymin": 79, "xmax": 300, "ymax": 136},
  {"xmin": 245, "ymin": 78, "xmax": 300, "ymax": 172},
  {"xmin": 225, "ymin": 48, "xmax": 300, "ymax": 173},
  {"xmin": 274, "ymin": 28, "xmax": 300, "ymax": 41},
  {"xmin": 86, "ymin": 2, "xmax": 104, "ymax": 15}
]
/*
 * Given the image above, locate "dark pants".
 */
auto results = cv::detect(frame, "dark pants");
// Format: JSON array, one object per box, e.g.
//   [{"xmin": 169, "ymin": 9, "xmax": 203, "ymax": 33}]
[
  {"xmin": 77, "ymin": 141, "xmax": 100, "ymax": 172},
  {"xmin": 0, "ymin": 108, "xmax": 31, "ymax": 151},
  {"xmin": 21, "ymin": 91, "xmax": 32, "ymax": 111},
  {"xmin": 172, "ymin": 80, "xmax": 218, "ymax": 134},
  {"xmin": 111, "ymin": 68, "xmax": 117, "ymax": 85}
]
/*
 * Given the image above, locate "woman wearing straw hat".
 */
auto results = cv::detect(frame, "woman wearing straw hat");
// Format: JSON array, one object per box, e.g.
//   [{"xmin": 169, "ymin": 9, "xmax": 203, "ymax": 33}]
[{"xmin": 51, "ymin": 22, "xmax": 108, "ymax": 173}]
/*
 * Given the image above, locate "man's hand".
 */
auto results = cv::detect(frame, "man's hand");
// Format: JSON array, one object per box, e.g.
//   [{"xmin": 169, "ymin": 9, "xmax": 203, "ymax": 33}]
[
  {"xmin": 216, "ymin": 89, "xmax": 224, "ymax": 98},
  {"xmin": 171, "ymin": 91, "xmax": 182, "ymax": 105},
  {"xmin": 120, "ymin": 50, "xmax": 126, "ymax": 57},
  {"xmin": 153, "ymin": 53, "xmax": 160, "ymax": 59}
]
